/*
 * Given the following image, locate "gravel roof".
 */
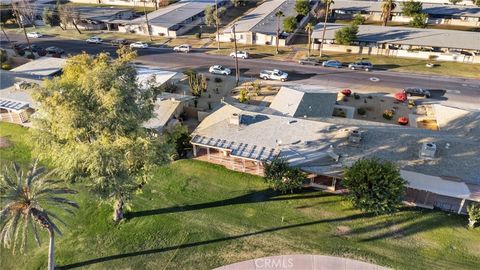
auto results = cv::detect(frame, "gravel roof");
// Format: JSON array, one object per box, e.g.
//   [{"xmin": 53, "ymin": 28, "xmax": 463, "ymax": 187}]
[
  {"xmin": 312, "ymin": 23, "xmax": 480, "ymax": 50},
  {"xmin": 332, "ymin": 0, "xmax": 480, "ymax": 17},
  {"xmin": 193, "ymin": 103, "xmax": 480, "ymax": 184}
]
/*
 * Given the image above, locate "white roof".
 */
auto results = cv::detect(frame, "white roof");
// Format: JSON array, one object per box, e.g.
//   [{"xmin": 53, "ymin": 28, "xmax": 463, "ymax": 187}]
[
  {"xmin": 401, "ymin": 170, "xmax": 474, "ymax": 200},
  {"xmin": 11, "ymin": 57, "xmax": 67, "ymax": 77},
  {"xmin": 135, "ymin": 66, "xmax": 178, "ymax": 89},
  {"xmin": 143, "ymin": 99, "xmax": 182, "ymax": 131}
]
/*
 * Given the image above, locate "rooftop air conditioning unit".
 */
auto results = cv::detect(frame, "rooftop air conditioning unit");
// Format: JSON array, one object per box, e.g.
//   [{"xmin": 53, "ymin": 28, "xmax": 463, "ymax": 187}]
[{"xmin": 420, "ymin": 142, "xmax": 437, "ymax": 159}]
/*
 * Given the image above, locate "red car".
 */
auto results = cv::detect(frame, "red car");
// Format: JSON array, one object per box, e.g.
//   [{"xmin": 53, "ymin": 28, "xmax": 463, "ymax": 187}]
[
  {"xmin": 394, "ymin": 92, "xmax": 407, "ymax": 102},
  {"xmin": 341, "ymin": 89, "xmax": 352, "ymax": 96}
]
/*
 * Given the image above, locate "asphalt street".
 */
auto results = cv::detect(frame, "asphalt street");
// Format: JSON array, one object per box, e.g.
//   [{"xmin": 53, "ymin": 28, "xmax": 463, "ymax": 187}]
[{"xmin": 1, "ymin": 33, "xmax": 479, "ymax": 109}]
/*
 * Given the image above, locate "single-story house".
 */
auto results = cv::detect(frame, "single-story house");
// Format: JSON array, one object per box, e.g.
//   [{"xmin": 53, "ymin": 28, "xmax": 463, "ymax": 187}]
[
  {"xmin": 118, "ymin": 0, "xmax": 230, "ymax": 38},
  {"xmin": 311, "ymin": 23, "xmax": 480, "ymax": 62},
  {"xmin": 330, "ymin": 0, "xmax": 480, "ymax": 27},
  {"xmin": 68, "ymin": 6, "xmax": 135, "ymax": 31},
  {"xmin": 190, "ymin": 101, "xmax": 480, "ymax": 214},
  {"xmin": 68, "ymin": 0, "xmax": 158, "ymax": 8},
  {"xmin": 10, "ymin": 57, "xmax": 67, "ymax": 78},
  {"xmin": 219, "ymin": 0, "xmax": 318, "ymax": 46}
]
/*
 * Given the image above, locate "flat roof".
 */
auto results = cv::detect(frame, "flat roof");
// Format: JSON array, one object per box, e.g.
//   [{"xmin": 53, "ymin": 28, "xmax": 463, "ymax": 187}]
[
  {"xmin": 71, "ymin": 6, "xmax": 132, "ymax": 21},
  {"xmin": 332, "ymin": 0, "xmax": 480, "ymax": 17},
  {"xmin": 312, "ymin": 23, "xmax": 480, "ymax": 50},
  {"xmin": 11, "ymin": 57, "xmax": 67, "ymax": 77},
  {"xmin": 233, "ymin": 0, "xmax": 297, "ymax": 35},
  {"xmin": 193, "ymin": 103, "xmax": 480, "ymax": 185},
  {"xmin": 136, "ymin": 66, "xmax": 178, "ymax": 89},
  {"xmin": 130, "ymin": 0, "xmax": 226, "ymax": 28}
]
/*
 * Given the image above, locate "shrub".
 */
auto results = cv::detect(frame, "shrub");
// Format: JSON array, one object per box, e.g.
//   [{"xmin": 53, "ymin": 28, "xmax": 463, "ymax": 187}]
[
  {"xmin": 214, "ymin": 77, "xmax": 222, "ymax": 83},
  {"xmin": 283, "ymin": 16, "xmax": 297, "ymax": 33},
  {"xmin": 239, "ymin": 88, "xmax": 249, "ymax": 103},
  {"xmin": 195, "ymin": 32, "xmax": 201, "ymax": 39},
  {"xmin": 264, "ymin": 158, "xmax": 305, "ymax": 193},
  {"xmin": 467, "ymin": 203, "xmax": 480, "ymax": 229},
  {"xmin": 357, "ymin": 107, "xmax": 366, "ymax": 115},
  {"xmin": 383, "ymin": 109, "xmax": 394, "ymax": 120},
  {"xmin": 1, "ymin": 63, "xmax": 11, "ymax": 70},
  {"xmin": 335, "ymin": 25, "xmax": 358, "ymax": 45},
  {"xmin": 352, "ymin": 14, "xmax": 365, "ymax": 25},
  {"xmin": 353, "ymin": 93, "xmax": 360, "ymax": 99}
]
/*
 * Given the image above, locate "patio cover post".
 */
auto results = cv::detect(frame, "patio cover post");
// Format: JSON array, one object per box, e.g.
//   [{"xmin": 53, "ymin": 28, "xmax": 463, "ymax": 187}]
[
  {"xmin": 458, "ymin": 198, "xmax": 466, "ymax": 214},
  {"xmin": 207, "ymin": 148, "xmax": 210, "ymax": 160},
  {"xmin": 193, "ymin": 144, "xmax": 197, "ymax": 157}
]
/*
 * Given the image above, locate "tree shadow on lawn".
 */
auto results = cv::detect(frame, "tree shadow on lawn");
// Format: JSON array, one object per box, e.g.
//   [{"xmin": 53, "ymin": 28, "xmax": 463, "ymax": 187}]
[
  {"xmin": 125, "ymin": 188, "xmax": 335, "ymax": 219},
  {"xmin": 58, "ymin": 211, "xmax": 378, "ymax": 269}
]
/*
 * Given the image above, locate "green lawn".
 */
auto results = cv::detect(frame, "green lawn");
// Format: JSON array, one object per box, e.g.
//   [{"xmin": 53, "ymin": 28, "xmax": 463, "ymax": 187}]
[{"xmin": 1, "ymin": 122, "xmax": 479, "ymax": 270}]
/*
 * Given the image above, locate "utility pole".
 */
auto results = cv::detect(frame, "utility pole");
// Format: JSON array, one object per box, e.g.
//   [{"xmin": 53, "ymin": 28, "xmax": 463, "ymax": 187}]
[
  {"xmin": 215, "ymin": 0, "xmax": 220, "ymax": 50},
  {"xmin": 232, "ymin": 24, "xmax": 239, "ymax": 86},
  {"xmin": 143, "ymin": 1, "xmax": 153, "ymax": 41},
  {"xmin": 319, "ymin": 0, "xmax": 331, "ymax": 58}
]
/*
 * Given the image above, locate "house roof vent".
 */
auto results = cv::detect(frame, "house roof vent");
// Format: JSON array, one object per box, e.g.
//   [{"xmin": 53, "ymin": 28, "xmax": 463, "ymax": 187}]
[
  {"xmin": 230, "ymin": 113, "xmax": 241, "ymax": 126},
  {"xmin": 420, "ymin": 142, "xmax": 437, "ymax": 159}
]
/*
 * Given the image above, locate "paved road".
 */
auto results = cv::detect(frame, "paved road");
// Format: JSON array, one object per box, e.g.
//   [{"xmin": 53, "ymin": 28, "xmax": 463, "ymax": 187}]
[{"xmin": 2, "ymin": 33, "xmax": 479, "ymax": 109}]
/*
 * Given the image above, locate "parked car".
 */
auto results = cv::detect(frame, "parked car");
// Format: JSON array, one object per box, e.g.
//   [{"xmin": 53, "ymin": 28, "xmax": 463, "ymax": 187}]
[
  {"xmin": 298, "ymin": 57, "xmax": 321, "ymax": 65},
  {"xmin": 13, "ymin": 43, "xmax": 28, "ymax": 51},
  {"xmin": 403, "ymin": 87, "xmax": 431, "ymax": 98},
  {"xmin": 173, "ymin": 44, "xmax": 191, "ymax": 53},
  {"xmin": 209, "ymin": 65, "xmax": 231, "ymax": 75},
  {"xmin": 130, "ymin": 42, "xmax": 149, "ymax": 49},
  {"xmin": 111, "ymin": 39, "xmax": 129, "ymax": 46},
  {"xmin": 28, "ymin": 44, "xmax": 43, "ymax": 52},
  {"xmin": 26, "ymin": 32, "xmax": 43, "ymax": 38},
  {"xmin": 229, "ymin": 51, "xmax": 249, "ymax": 59},
  {"xmin": 322, "ymin": 60, "xmax": 342, "ymax": 68},
  {"xmin": 86, "ymin": 36, "xmax": 103, "ymax": 44},
  {"xmin": 45, "ymin": 46, "xmax": 64, "ymax": 54},
  {"xmin": 259, "ymin": 69, "xmax": 288, "ymax": 82},
  {"xmin": 348, "ymin": 61, "xmax": 373, "ymax": 71}
]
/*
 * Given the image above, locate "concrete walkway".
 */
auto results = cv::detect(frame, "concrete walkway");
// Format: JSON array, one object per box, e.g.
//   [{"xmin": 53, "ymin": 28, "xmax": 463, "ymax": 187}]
[{"xmin": 213, "ymin": 255, "xmax": 389, "ymax": 270}]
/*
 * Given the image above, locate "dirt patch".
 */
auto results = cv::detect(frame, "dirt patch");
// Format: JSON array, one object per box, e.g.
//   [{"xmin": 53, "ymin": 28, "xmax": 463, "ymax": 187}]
[
  {"xmin": 335, "ymin": 225, "xmax": 351, "ymax": 236},
  {"xmin": 0, "ymin": 137, "xmax": 11, "ymax": 148}
]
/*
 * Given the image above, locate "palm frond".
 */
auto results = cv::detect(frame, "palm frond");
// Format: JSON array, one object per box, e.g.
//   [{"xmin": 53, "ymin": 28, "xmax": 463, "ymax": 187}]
[
  {"xmin": 47, "ymin": 197, "xmax": 80, "ymax": 209},
  {"xmin": 28, "ymin": 213, "xmax": 42, "ymax": 246}
]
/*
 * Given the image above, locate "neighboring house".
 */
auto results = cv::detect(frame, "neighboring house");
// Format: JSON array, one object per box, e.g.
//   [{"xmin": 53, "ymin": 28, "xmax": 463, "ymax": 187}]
[
  {"xmin": 67, "ymin": 7, "xmax": 135, "ymax": 31},
  {"xmin": 219, "ymin": 0, "xmax": 319, "ymax": 46},
  {"xmin": 118, "ymin": 0, "xmax": 230, "ymax": 38},
  {"xmin": 68, "ymin": 0, "xmax": 159, "ymax": 8},
  {"xmin": 0, "ymin": 57, "xmax": 66, "ymax": 125},
  {"xmin": 330, "ymin": 0, "xmax": 480, "ymax": 27},
  {"xmin": 191, "ymin": 101, "xmax": 480, "ymax": 214},
  {"xmin": 312, "ymin": 23, "xmax": 480, "ymax": 63}
]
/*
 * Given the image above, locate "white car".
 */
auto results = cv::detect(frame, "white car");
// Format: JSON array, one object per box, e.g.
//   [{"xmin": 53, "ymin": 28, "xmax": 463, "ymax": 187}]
[
  {"xmin": 209, "ymin": 65, "xmax": 231, "ymax": 75},
  {"xmin": 259, "ymin": 69, "xmax": 288, "ymax": 82},
  {"xmin": 130, "ymin": 42, "xmax": 149, "ymax": 49},
  {"xmin": 230, "ymin": 51, "xmax": 249, "ymax": 59},
  {"xmin": 173, "ymin": 44, "xmax": 191, "ymax": 53},
  {"xmin": 86, "ymin": 36, "xmax": 103, "ymax": 44},
  {"xmin": 26, "ymin": 32, "xmax": 42, "ymax": 38}
]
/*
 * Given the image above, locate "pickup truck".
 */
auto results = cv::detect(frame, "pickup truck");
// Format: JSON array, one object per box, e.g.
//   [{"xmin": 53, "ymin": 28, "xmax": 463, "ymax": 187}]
[{"xmin": 259, "ymin": 69, "xmax": 288, "ymax": 82}]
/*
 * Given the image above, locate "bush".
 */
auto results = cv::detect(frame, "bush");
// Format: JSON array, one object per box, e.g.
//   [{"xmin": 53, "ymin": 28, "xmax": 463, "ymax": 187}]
[
  {"xmin": 357, "ymin": 107, "xmax": 366, "ymax": 115},
  {"xmin": 1, "ymin": 63, "xmax": 11, "ymax": 70},
  {"xmin": 335, "ymin": 25, "xmax": 358, "ymax": 45},
  {"xmin": 264, "ymin": 158, "xmax": 305, "ymax": 193},
  {"xmin": 383, "ymin": 109, "xmax": 394, "ymax": 120},
  {"xmin": 283, "ymin": 16, "xmax": 298, "ymax": 33},
  {"xmin": 352, "ymin": 14, "xmax": 365, "ymax": 25},
  {"xmin": 214, "ymin": 77, "xmax": 222, "ymax": 83},
  {"xmin": 195, "ymin": 32, "xmax": 201, "ymax": 39}
]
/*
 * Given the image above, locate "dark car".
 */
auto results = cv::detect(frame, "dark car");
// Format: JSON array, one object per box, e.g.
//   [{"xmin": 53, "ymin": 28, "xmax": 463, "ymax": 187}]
[
  {"xmin": 46, "ymin": 46, "xmax": 65, "ymax": 54},
  {"xmin": 13, "ymin": 43, "xmax": 28, "ymax": 51},
  {"xmin": 29, "ymin": 44, "xmax": 43, "ymax": 52},
  {"xmin": 348, "ymin": 61, "xmax": 373, "ymax": 71},
  {"xmin": 298, "ymin": 57, "xmax": 321, "ymax": 65},
  {"xmin": 403, "ymin": 87, "xmax": 431, "ymax": 98},
  {"xmin": 111, "ymin": 38, "xmax": 129, "ymax": 46},
  {"xmin": 322, "ymin": 60, "xmax": 342, "ymax": 68}
]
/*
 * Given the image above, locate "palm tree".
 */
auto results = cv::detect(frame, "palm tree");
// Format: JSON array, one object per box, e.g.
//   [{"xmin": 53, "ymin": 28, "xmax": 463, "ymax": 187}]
[
  {"xmin": 381, "ymin": 0, "xmax": 396, "ymax": 26},
  {"xmin": 319, "ymin": 0, "xmax": 334, "ymax": 58},
  {"xmin": 305, "ymin": 22, "xmax": 314, "ymax": 57},
  {"xmin": 275, "ymin": 10, "xmax": 285, "ymax": 55},
  {"xmin": 0, "ymin": 161, "xmax": 78, "ymax": 270}
]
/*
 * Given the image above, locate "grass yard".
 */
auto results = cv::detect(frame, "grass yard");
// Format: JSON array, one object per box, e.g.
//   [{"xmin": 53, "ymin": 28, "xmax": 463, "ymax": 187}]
[{"xmin": 1, "ymin": 122, "xmax": 479, "ymax": 270}]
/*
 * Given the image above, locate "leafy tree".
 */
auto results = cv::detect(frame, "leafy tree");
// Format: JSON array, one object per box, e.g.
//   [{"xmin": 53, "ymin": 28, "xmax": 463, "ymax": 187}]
[
  {"xmin": 31, "ymin": 47, "xmax": 170, "ymax": 223},
  {"xmin": 352, "ymin": 14, "xmax": 365, "ymax": 25},
  {"xmin": 409, "ymin": 13, "xmax": 428, "ymax": 28},
  {"xmin": 467, "ymin": 203, "xmax": 480, "ymax": 229},
  {"xmin": 334, "ymin": 24, "xmax": 358, "ymax": 45},
  {"xmin": 295, "ymin": 0, "xmax": 310, "ymax": 16},
  {"xmin": 343, "ymin": 158, "xmax": 406, "ymax": 215},
  {"xmin": 476, "ymin": 0, "xmax": 480, "ymax": 7},
  {"xmin": 231, "ymin": 0, "xmax": 246, "ymax": 7},
  {"xmin": 204, "ymin": 5, "xmax": 226, "ymax": 27},
  {"xmin": 0, "ymin": 9, "xmax": 13, "ymax": 44},
  {"xmin": 401, "ymin": 0, "xmax": 423, "ymax": 17},
  {"xmin": 58, "ymin": 5, "xmax": 82, "ymax": 34},
  {"xmin": 264, "ymin": 158, "xmax": 305, "ymax": 193},
  {"xmin": 319, "ymin": 0, "xmax": 335, "ymax": 57},
  {"xmin": 283, "ymin": 16, "xmax": 297, "ymax": 33},
  {"xmin": 42, "ymin": 7, "xmax": 54, "ymax": 27},
  {"xmin": 275, "ymin": 10, "xmax": 285, "ymax": 54},
  {"xmin": 163, "ymin": 125, "xmax": 191, "ymax": 159},
  {"xmin": 0, "ymin": 160, "xmax": 78, "ymax": 270},
  {"xmin": 381, "ymin": 0, "xmax": 396, "ymax": 26},
  {"xmin": 449, "ymin": 0, "xmax": 462, "ymax": 4}
]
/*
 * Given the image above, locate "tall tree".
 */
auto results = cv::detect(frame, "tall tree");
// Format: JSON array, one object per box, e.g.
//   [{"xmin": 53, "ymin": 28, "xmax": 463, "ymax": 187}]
[
  {"xmin": 264, "ymin": 158, "xmax": 305, "ymax": 193},
  {"xmin": 319, "ymin": 0, "xmax": 334, "ymax": 57},
  {"xmin": 275, "ymin": 10, "xmax": 285, "ymax": 55},
  {"xmin": 401, "ymin": 0, "xmax": 423, "ymax": 17},
  {"xmin": 0, "ymin": 160, "xmax": 78, "ymax": 270},
  {"xmin": 381, "ymin": 0, "xmax": 396, "ymax": 26},
  {"xmin": 343, "ymin": 158, "xmax": 406, "ymax": 215},
  {"xmin": 230, "ymin": 0, "xmax": 245, "ymax": 7},
  {"xmin": 305, "ymin": 22, "xmax": 314, "ymax": 56},
  {"xmin": 476, "ymin": 0, "xmax": 480, "ymax": 7},
  {"xmin": 283, "ymin": 16, "xmax": 297, "ymax": 33},
  {"xmin": 0, "ymin": 8, "xmax": 13, "ymax": 45},
  {"xmin": 204, "ymin": 5, "xmax": 226, "ymax": 27},
  {"xmin": 408, "ymin": 13, "xmax": 428, "ymax": 28},
  {"xmin": 58, "ymin": 5, "xmax": 82, "ymax": 34},
  {"xmin": 42, "ymin": 7, "xmax": 54, "ymax": 27},
  {"xmin": 11, "ymin": 1, "xmax": 34, "ymax": 59},
  {"xmin": 295, "ymin": 0, "xmax": 310, "ymax": 16},
  {"xmin": 31, "ymin": 47, "xmax": 171, "ymax": 222},
  {"xmin": 334, "ymin": 24, "xmax": 358, "ymax": 45},
  {"xmin": 467, "ymin": 203, "xmax": 480, "ymax": 229}
]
